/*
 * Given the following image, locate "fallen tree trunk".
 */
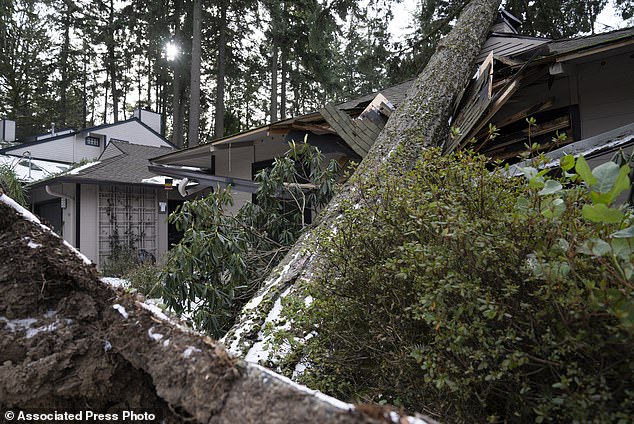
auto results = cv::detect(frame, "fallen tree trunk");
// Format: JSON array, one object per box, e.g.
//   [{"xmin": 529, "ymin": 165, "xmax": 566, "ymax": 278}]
[
  {"xmin": 222, "ymin": 0, "xmax": 502, "ymax": 364},
  {"xmin": 0, "ymin": 195, "xmax": 435, "ymax": 423}
]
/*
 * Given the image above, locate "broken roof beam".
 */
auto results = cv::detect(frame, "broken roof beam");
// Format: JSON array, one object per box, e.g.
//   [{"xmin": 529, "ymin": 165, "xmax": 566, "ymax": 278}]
[
  {"xmin": 320, "ymin": 104, "xmax": 374, "ymax": 157},
  {"xmin": 449, "ymin": 65, "xmax": 547, "ymax": 153}
]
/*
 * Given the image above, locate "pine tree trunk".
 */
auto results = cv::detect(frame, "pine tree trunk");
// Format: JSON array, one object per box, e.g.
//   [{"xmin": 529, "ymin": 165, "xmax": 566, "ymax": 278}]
[
  {"xmin": 189, "ymin": 0, "xmax": 202, "ymax": 146},
  {"xmin": 172, "ymin": 0, "xmax": 184, "ymax": 148},
  {"xmin": 269, "ymin": 44, "xmax": 278, "ymax": 123},
  {"xmin": 222, "ymin": 0, "xmax": 502, "ymax": 364},
  {"xmin": 214, "ymin": 0, "xmax": 227, "ymax": 140},
  {"xmin": 108, "ymin": 0, "xmax": 118, "ymax": 123}
]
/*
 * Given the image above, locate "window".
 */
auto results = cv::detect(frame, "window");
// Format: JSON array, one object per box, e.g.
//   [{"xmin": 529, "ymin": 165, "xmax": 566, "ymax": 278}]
[{"xmin": 85, "ymin": 136, "xmax": 100, "ymax": 147}]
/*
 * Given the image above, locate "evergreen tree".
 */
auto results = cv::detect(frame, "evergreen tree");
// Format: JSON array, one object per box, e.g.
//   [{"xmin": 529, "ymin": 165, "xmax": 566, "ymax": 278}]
[{"xmin": 0, "ymin": 0, "xmax": 56, "ymax": 137}]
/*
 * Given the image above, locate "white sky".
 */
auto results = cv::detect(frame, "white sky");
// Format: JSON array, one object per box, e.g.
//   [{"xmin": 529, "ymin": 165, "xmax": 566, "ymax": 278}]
[{"xmin": 388, "ymin": 0, "xmax": 630, "ymax": 42}]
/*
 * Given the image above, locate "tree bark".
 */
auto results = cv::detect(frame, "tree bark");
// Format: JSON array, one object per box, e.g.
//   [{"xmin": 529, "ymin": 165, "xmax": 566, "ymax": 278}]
[
  {"xmin": 222, "ymin": 0, "xmax": 502, "ymax": 365},
  {"xmin": 172, "ymin": 0, "xmax": 185, "ymax": 149},
  {"xmin": 269, "ymin": 44, "xmax": 278, "ymax": 123},
  {"xmin": 189, "ymin": 0, "xmax": 202, "ymax": 146},
  {"xmin": 108, "ymin": 0, "xmax": 118, "ymax": 123},
  {"xmin": 214, "ymin": 0, "xmax": 227, "ymax": 140}
]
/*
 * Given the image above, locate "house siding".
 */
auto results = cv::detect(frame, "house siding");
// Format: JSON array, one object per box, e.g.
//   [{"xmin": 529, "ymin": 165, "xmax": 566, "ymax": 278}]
[
  {"xmin": 254, "ymin": 137, "xmax": 288, "ymax": 162},
  {"xmin": 5, "ymin": 120, "xmax": 172, "ymax": 163},
  {"xmin": 215, "ymin": 143, "xmax": 254, "ymax": 212},
  {"xmin": 7, "ymin": 135, "xmax": 77, "ymax": 162},
  {"xmin": 577, "ymin": 52, "xmax": 634, "ymax": 138},
  {"xmin": 80, "ymin": 184, "xmax": 99, "ymax": 265},
  {"xmin": 97, "ymin": 120, "xmax": 171, "ymax": 148}
]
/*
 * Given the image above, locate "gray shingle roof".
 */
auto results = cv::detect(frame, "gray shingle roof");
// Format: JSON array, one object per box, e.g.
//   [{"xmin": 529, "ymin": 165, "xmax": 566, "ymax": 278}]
[
  {"xmin": 513, "ymin": 27, "xmax": 634, "ymax": 60},
  {"xmin": 56, "ymin": 142, "xmax": 174, "ymax": 185},
  {"xmin": 337, "ymin": 79, "xmax": 415, "ymax": 110}
]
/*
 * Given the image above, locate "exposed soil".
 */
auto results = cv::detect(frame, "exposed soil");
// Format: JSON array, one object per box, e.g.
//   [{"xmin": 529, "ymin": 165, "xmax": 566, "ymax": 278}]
[{"xmin": 0, "ymin": 196, "xmax": 430, "ymax": 424}]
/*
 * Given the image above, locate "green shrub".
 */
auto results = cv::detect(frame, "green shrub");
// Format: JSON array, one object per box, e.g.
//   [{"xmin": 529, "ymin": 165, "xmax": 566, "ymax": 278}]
[
  {"xmin": 288, "ymin": 149, "xmax": 634, "ymax": 422},
  {"xmin": 101, "ymin": 248, "xmax": 137, "ymax": 278},
  {"xmin": 124, "ymin": 262, "xmax": 162, "ymax": 296},
  {"xmin": 159, "ymin": 142, "xmax": 338, "ymax": 338},
  {"xmin": 0, "ymin": 164, "xmax": 27, "ymax": 206}
]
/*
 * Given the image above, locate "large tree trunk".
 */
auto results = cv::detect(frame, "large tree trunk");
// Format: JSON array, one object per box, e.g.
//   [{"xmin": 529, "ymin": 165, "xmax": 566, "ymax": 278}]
[
  {"xmin": 222, "ymin": 0, "xmax": 501, "ymax": 364},
  {"xmin": 214, "ymin": 0, "xmax": 227, "ymax": 140},
  {"xmin": 172, "ymin": 0, "xmax": 185, "ymax": 148},
  {"xmin": 189, "ymin": 0, "xmax": 202, "ymax": 146},
  {"xmin": 0, "ymin": 195, "xmax": 436, "ymax": 424}
]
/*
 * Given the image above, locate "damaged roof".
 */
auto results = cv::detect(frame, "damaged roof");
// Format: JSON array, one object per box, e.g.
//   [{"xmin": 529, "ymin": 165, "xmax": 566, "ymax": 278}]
[{"xmin": 513, "ymin": 27, "xmax": 634, "ymax": 60}]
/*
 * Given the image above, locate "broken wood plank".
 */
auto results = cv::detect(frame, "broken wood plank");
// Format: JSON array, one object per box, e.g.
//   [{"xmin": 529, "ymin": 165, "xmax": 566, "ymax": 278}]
[{"xmin": 320, "ymin": 104, "xmax": 370, "ymax": 156}]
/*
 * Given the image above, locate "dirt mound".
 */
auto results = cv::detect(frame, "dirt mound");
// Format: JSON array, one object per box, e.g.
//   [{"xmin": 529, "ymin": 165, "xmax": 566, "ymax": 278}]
[{"xmin": 0, "ymin": 195, "xmax": 432, "ymax": 424}]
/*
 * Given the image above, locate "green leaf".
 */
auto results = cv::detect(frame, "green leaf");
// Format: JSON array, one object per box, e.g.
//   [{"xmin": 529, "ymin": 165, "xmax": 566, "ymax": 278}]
[
  {"xmin": 605, "ymin": 165, "xmax": 631, "ymax": 204},
  {"xmin": 582, "ymin": 238, "xmax": 612, "ymax": 256},
  {"xmin": 612, "ymin": 226, "xmax": 634, "ymax": 238},
  {"xmin": 560, "ymin": 155, "xmax": 575, "ymax": 171},
  {"xmin": 582, "ymin": 203, "xmax": 624, "ymax": 223},
  {"xmin": 575, "ymin": 156, "xmax": 597, "ymax": 186},
  {"xmin": 592, "ymin": 161, "xmax": 620, "ymax": 193},
  {"xmin": 519, "ymin": 166, "xmax": 538, "ymax": 180},
  {"xmin": 541, "ymin": 198, "xmax": 565, "ymax": 218},
  {"xmin": 611, "ymin": 238, "xmax": 634, "ymax": 260},
  {"xmin": 538, "ymin": 180, "xmax": 563, "ymax": 196},
  {"xmin": 528, "ymin": 176, "xmax": 545, "ymax": 189}
]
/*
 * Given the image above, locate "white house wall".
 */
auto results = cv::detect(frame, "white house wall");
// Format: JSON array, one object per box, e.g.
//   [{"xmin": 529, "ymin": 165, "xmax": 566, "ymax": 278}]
[
  {"xmin": 253, "ymin": 136, "xmax": 289, "ymax": 162},
  {"xmin": 215, "ymin": 143, "xmax": 254, "ymax": 213},
  {"xmin": 95, "ymin": 120, "xmax": 172, "ymax": 148},
  {"xmin": 6, "ymin": 119, "xmax": 172, "ymax": 164},
  {"xmin": 157, "ymin": 189, "xmax": 169, "ymax": 262},
  {"xmin": 7, "ymin": 135, "xmax": 78, "ymax": 163},
  {"xmin": 577, "ymin": 51, "xmax": 634, "ymax": 138},
  {"xmin": 79, "ymin": 184, "xmax": 99, "ymax": 265}
]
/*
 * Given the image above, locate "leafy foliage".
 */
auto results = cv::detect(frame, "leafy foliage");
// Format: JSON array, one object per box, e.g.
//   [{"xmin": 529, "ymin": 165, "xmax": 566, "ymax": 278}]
[
  {"xmin": 284, "ymin": 149, "xmax": 634, "ymax": 422},
  {"xmin": 159, "ymin": 142, "xmax": 338, "ymax": 338},
  {"xmin": 0, "ymin": 164, "xmax": 27, "ymax": 206}
]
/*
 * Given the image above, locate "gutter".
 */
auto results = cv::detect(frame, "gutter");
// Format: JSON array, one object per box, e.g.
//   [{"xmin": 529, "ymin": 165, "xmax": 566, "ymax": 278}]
[{"xmin": 45, "ymin": 184, "xmax": 74, "ymax": 201}]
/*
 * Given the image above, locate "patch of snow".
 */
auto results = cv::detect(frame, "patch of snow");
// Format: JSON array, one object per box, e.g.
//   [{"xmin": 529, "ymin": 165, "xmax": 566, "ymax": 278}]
[
  {"xmin": 25, "ymin": 321, "xmax": 62, "ymax": 338},
  {"xmin": 43, "ymin": 310, "xmax": 57, "ymax": 319},
  {"xmin": 0, "ymin": 317, "xmax": 38, "ymax": 331},
  {"xmin": 103, "ymin": 340, "xmax": 112, "ymax": 352},
  {"xmin": 0, "ymin": 155, "xmax": 70, "ymax": 183},
  {"xmin": 112, "ymin": 304, "xmax": 128, "ymax": 319},
  {"xmin": 101, "ymin": 277, "xmax": 130, "ymax": 289},
  {"xmin": 244, "ymin": 285, "xmax": 293, "ymax": 364},
  {"xmin": 407, "ymin": 416, "xmax": 433, "ymax": 424},
  {"xmin": 136, "ymin": 299, "xmax": 192, "ymax": 334},
  {"xmin": 67, "ymin": 161, "xmax": 100, "ymax": 175},
  {"xmin": 148, "ymin": 327, "xmax": 164, "ymax": 341},
  {"xmin": 162, "ymin": 339, "xmax": 170, "ymax": 347},
  {"xmin": 141, "ymin": 175, "xmax": 188, "ymax": 186},
  {"xmin": 252, "ymin": 364, "xmax": 355, "ymax": 412},
  {"xmin": 63, "ymin": 240, "xmax": 91, "ymax": 265},
  {"xmin": 304, "ymin": 296, "xmax": 313, "ymax": 307},
  {"xmin": 183, "ymin": 346, "xmax": 201, "ymax": 359},
  {"xmin": 138, "ymin": 300, "xmax": 171, "ymax": 322},
  {"xmin": 24, "ymin": 238, "xmax": 41, "ymax": 249},
  {"xmin": 292, "ymin": 359, "xmax": 308, "ymax": 379},
  {"xmin": 1, "ymin": 315, "xmax": 71, "ymax": 339},
  {"xmin": 243, "ymin": 253, "xmax": 299, "ymax": 311},
  {"xmin": 224, "ymin": 251, "xmax": 302, "ymax": 355}
]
